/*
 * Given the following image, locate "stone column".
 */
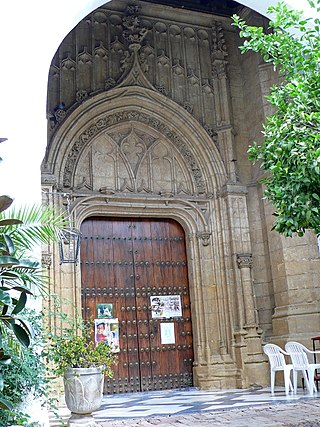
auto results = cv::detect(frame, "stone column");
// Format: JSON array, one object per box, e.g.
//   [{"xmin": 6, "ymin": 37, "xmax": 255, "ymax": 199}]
[
  {"xmin": 236, "ymin": 253, "xmax": 256, "ymax": 327},
  {"xmin": 220, "ymin": 184, "xmax": 267, "ymax": 387}
]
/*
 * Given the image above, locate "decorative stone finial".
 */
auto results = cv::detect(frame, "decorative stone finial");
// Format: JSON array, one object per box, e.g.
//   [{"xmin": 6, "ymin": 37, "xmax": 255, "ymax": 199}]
[
  {"xmin": 122, "ymin": 5, "xmax": 148, "ymax": 47},
  {"xmin": 211, "ymin": 22, "xmax": 228, "ymax": 60}
]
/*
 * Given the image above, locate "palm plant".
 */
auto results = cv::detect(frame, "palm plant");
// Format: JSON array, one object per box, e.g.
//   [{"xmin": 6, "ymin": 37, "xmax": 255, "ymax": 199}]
[{"xmin": 0, "ymin": 195, "xmax": 67, "ymax": 409}]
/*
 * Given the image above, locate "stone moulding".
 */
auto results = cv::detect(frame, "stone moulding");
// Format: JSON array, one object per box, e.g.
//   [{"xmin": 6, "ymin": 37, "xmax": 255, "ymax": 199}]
[{"xmin": 68, "ymin": 192, "xmax": 210, "ymax": 235}]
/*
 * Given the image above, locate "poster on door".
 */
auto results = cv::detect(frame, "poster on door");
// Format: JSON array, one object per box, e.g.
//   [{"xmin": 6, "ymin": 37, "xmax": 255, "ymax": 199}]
[
  {"xmin": 160, "ymin": 322, "xmax": 175, "ymax": 344},
  {"xmin": 94, "ymin": 318, "xmax": 120, "ymax": 352},
  {"xmin": 96, "ymin": 303, "xmax": 114, "ymax": 319},
  {"xmin": 150, "ymin": 295, "xmax": 182, "ymax": 319}
]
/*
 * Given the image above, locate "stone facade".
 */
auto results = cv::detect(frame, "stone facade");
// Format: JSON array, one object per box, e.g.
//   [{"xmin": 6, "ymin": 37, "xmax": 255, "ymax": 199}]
[{"xmin": 41, "ymin": 0, "xmax": 320, "ymax": 390}]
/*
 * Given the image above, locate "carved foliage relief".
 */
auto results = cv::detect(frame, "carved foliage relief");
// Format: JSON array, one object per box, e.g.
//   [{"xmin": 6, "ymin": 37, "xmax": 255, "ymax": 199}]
[
  {"xmin": 48, "ymin": 2, "xmax": 228, "ymax": 137},
  {"xmin": 73, "ymin": 122, "xmax": 194, "ymax": 196}
]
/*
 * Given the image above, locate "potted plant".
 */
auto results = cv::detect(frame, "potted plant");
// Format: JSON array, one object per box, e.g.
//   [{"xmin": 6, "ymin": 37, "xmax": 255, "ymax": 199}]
[{"xmin": 46, "ymin": 321, "xmax": 116, "ymax": 426}]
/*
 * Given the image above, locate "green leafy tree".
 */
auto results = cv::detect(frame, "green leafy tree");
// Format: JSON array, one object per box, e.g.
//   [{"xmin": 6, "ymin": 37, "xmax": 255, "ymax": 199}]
[
  {"xmin": 1, "ymin": 310, "xmax": 47, "ymax": 426},
  {"xmin": 0, "ymin": 195, "xmax": 66, "ymax": 410},
  {"xmin": 232, "ymin": 0, "xmax": 320, "ymax": 237}
]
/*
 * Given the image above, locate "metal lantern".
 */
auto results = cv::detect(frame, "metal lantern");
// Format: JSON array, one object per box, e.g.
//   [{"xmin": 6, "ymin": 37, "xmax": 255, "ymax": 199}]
[{"xmin": 58, "ymin": 227, "xmax": 81, "ymax": 264}]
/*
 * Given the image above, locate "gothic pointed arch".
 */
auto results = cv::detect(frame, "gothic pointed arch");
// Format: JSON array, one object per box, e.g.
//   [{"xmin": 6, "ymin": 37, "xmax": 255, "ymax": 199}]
[{"xmin": 43, "ymin": 85, "xmax": 228, "ymax": 196}]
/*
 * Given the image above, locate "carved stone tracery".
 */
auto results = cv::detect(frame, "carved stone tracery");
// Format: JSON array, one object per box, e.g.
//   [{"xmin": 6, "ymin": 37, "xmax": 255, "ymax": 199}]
[
  {"xmin": 47, "ymin": 3, "xmax": 235, "ymax": 178},
  {"xmin": 63, "ymin": 109, "xmax": 206, "ymax": 194}
]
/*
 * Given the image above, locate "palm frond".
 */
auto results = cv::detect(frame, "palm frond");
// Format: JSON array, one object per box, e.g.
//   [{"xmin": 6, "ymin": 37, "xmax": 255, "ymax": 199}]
[
  {"xmin": 0, "ymin": 204, "xmax": 67, "ymax": 250},
  {"xmin": 1, "ymin": 266, "xmax": 50, "ymax": 297}
]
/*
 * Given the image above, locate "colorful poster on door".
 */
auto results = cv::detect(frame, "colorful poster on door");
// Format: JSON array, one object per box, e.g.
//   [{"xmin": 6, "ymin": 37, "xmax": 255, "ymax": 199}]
[
  {"xmin": 160, "ymin": 322, "xmax": 175, "ymax": 344},
  {"xmin": 150, "ymin": 295, "xmax": 182, "ymax": 318},
  {"xmin": 94, "ymin": 318, "xmax": 119, "ymax": 352}
]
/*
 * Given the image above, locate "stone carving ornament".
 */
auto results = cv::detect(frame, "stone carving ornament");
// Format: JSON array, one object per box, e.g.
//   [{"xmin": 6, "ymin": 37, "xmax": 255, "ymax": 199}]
[
  {"xmin": 47, "ymin": 3, "xmax": 230, "ymax": 149},
  {"xmin": 63, "ymin": 110, "xmax": 206, "ymax": 195},
  {"xmin": 236, "ymin": 253, "xmax": 253, "ymax": 269},
  {"xmin": 122, "ymin": 5, "xmax": 148, "ymax": 46}
]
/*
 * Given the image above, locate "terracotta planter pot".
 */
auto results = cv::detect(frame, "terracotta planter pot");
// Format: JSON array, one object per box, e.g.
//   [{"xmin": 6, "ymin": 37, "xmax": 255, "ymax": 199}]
[{"xmin": 63, "ymin": 367, "xmax": 104, "ymax": 414}]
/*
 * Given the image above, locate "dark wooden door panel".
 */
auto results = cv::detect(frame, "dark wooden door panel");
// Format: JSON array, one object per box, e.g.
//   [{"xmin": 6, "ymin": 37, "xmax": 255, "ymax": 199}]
[
  {"xmin": 131, "ymin": 220, "xmax": 153, "ymax": 391},
  {"xmin": 80, "ymin": 217, "xmax": 193, "ymax": 393},
  {"xmin": 111, "ymin": 220, "xmax": 140, "ymax": 393}
]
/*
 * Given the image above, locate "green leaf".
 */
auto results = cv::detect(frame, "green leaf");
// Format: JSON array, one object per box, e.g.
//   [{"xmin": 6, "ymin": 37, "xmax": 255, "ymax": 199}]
[
  {"xmin": 15, "ymin": 258, "xmax": 39, "ymax": 269},
  {"xmin": 4, "ymin": 285, "xmax": 33, "ymax": 295},
  {"xmin": 11, "ymin": 323, "xmax": 31, "ymax": 347},
  {"xmin": 0, "ymin": 289, "xmax": 11, "ymax": 305},
  {"xmin": 0, "ymin": 196, "xmax": 13, "ymax": 214},
  {"xmin": 18, "ymin": 317, "xmax": 35, "ymax": 339},
  {"xmin": 1, "ymin": 304, "xmax": 8, "ymax": 315},
  {"xmin": 3, "ymin": 234, "xmax": 14, "ymax": 255},
  {"xmin": 0, "ymin": 256, "xmax": 19, "ymax": 267},
  {"xmin": 0, "ymin": 271, "xmax": 20, "ymax": 279},
  {"xmin": 0, "ymin": 355, "xmax": 11, "ymax": 366},
  {"xmin": 0, "ymin": 219, "xmax": 23, "ymax": 227},
  {"xmin": 0, "ymin": 396, "xmax": 14, "ymax": 410},
  {"xmin": 11, "ymin": 292, "xmax": 27, "ymax": 315}
]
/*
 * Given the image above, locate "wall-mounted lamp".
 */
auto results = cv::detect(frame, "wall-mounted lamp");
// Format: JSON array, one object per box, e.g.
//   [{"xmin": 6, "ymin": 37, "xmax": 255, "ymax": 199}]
[
  {"xmin": 58, "ymin": 227, "xmax": 81, "ymax": 265},
  {"xmin": 57, "ymin": 193, "xmax": 81, "ymax": 264}
]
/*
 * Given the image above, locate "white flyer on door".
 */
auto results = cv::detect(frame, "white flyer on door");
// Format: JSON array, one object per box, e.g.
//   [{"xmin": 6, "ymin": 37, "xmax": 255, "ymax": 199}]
[{"xmin": 160, "ymin": 322, "xmax": 175, "ymax": 344}]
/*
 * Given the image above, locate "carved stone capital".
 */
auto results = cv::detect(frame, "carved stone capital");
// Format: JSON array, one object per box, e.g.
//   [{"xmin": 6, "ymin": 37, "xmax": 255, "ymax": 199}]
[
  {"xmin": 197, "ymin": 231, "xmax": 211, "ymax": 247},
  {"xmin": 42, "ymin": 252, "xmax": 52, "ymax": 268},
  {"xmin": 41, "ymin": 174, "xmax": 57, "ymax": 187},
  {"xmin": 236, "ymin": 253, "xmax": 253, "ymax": 269},
  {"xmin": 217, "ymin": 184, "xmax": 248, "ymax": 198}
]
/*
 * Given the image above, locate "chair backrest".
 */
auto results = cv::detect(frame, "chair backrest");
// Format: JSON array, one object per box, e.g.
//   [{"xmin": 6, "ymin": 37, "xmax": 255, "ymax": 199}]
[
  {"xmin": 285, "ymin": 342, "xmax": 310, "ymax": 369},
  {"xmin": 263, "ymin": 344, "xmax": 287, "ymax": 370}
]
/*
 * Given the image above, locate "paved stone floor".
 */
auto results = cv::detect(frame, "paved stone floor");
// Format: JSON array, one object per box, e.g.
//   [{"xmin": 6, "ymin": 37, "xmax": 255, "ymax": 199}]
[{"xmin": 50, "ymin": 387, "xmax": 320, "ymax": 426}]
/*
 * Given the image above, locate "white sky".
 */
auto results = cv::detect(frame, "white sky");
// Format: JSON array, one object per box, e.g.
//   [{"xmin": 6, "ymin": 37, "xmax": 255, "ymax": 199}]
[{"xmin": 0, "ymin": 0, "xmax": 313, "ymax": 209}]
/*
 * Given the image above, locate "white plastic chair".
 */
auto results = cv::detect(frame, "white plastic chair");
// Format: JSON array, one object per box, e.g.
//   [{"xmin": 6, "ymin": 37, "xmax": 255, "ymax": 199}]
[
  {"xmin": 285, "ymin": 341, "xmax": 320, "ymax": 395},
  {"xmin": 263, "ymin": 343, "xmax": 293, "ymax": 395}
]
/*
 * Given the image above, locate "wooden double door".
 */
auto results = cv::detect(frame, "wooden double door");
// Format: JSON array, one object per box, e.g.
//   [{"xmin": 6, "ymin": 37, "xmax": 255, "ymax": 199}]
[{"xmin": 80, "ymin": 217, "xmax": 194, "ymax": 394}]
